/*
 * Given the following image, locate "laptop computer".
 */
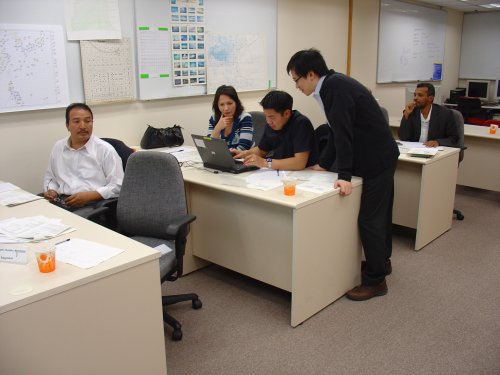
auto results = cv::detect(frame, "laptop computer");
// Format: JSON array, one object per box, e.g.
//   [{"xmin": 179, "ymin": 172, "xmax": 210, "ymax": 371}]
[{"xmin": 191, "ymin": 135, "xmax": 259, "ymax": 174}]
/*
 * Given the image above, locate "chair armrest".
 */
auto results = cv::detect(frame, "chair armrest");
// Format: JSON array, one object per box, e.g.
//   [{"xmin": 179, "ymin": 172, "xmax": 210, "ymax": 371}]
[
  {"xmin": 95, "ymin": 198, "xmax": 118, "ymax": 209},
  {"xmin": 164, "ymin": 214, "xmax": 196, "ymax": 281},
  {"xmin": 85, "ymin": 206, "xmax": 109, "ymax": 223},
  {"xmin": 165, "ymin": 214, "xmax": 197, "ymax": 239}
]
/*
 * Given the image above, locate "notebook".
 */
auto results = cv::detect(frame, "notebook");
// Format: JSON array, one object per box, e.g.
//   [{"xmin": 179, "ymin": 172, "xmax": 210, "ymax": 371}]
[{"xmin": 191, "ymin": 135, "xmax": 259, "ymax": 174}]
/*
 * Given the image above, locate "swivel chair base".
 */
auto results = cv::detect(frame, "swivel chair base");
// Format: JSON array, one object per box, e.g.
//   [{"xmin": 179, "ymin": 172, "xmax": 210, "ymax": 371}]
[
  {"xmin": 162, "ymin": 293, "xmax": 202, "ymax": 341},
  {"xmin": 453, "ymin": 209, "xmax": 464, "ymax": 221}
]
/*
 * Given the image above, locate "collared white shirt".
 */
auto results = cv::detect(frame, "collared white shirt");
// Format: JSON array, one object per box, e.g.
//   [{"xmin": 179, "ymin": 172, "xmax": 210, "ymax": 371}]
[
  {"xmin": 43, "ymin": 135, "xmax": 124, "ymax": 199},
  {"xmin": 313, "ymin": 75, "xmax": 327, "ymax": 122},
  {"xmin": 419, "ymin": 105, "xmax": 432, "ymax": 143}
]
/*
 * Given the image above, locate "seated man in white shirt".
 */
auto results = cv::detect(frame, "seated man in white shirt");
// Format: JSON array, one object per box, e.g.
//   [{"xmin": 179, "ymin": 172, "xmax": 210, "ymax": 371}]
[{"xmin": 43, "ymin": 103, "xmax": 124, "ymax": 214}]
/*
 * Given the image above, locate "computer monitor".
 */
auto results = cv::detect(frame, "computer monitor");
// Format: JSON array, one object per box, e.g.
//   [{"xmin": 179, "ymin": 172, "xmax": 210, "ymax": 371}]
[
  {"xmin": 495, "ymin": 80, "xmax": 500, "ymax": 100},
  {"xmin": 449, "ymin": 88, "xmax": 466, "ymax": 104},
  {"xmin": 467, "ymin": 80, "xmax": 489, "ymax": 100}
]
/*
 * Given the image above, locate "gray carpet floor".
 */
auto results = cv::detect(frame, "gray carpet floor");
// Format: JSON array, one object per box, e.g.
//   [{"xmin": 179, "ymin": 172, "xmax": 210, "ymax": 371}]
[{"xmin": 163, "ymin": 186, "xmax": 500, "ymax": 375}]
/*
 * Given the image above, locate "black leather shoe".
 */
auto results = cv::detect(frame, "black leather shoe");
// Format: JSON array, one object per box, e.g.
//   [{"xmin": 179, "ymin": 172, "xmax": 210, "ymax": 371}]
[
  {"xmin": 346, "ymin": 280, "xmax": 388, "ymax": 301},
  {"xmin": 361, "ymin": 259, "xmax": 392, "ymax": 275}
]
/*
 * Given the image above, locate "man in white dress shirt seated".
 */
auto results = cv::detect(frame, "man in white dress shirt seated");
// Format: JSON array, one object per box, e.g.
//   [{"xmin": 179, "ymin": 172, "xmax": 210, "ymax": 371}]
[{"xmin": 43, "ymin": 103, "xmax": 124, "ymax": 214}]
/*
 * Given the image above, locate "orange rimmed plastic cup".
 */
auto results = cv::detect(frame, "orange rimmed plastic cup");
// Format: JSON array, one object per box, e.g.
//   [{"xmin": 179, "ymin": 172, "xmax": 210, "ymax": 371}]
[
  {"xmin": 35, "ymin": 246, "xmax": 56, "ymax": 273},
  {"xmin": 489, "ymin": 124, "xmax": 498, "ymax": 135}
]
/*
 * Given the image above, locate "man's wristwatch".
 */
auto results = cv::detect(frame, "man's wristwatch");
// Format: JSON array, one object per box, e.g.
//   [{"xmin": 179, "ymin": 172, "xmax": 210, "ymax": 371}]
[{"xmin": 266, "ymin": 158, "xmax": 272, "ymax": 169}]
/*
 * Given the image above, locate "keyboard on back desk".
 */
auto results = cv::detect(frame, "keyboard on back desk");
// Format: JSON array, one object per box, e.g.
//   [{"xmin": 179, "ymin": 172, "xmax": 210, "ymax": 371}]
[{"xmin": 481, "ymin": 101, "xmax": 500, "ymax": 107}]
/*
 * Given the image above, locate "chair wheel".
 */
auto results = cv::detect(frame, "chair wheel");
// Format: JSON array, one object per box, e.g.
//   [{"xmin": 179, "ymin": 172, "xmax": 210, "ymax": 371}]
[
  {"xmin": 192, "ymin": 298, "xmax": 202, "ymax": 309},
  {"xmin": 457, "ymin": 213, "xmax": 464, "ymax": 220},
  {"xmin": 172, "ymin": 329, "xmax": 182, "ymax": 341}
]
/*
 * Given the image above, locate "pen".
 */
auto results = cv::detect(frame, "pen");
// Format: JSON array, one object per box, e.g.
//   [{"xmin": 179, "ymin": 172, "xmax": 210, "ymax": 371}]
[
  {"xmin": 55, "ymin": 238, "xmax": 70, "ymax": 245},
  {"xmin": 170, "ymin": 149, "xmax": 184, "ymax": 153}
]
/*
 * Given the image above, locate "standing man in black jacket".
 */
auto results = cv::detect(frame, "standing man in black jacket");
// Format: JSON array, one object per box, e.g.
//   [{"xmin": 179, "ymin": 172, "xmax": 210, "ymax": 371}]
[{"xmin": 287, "ymin": 48, "xmax": 400, "ymax": 301}]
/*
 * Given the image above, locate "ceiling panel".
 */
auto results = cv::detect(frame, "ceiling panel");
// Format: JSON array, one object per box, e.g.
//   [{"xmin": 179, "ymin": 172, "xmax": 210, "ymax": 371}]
[{"xmin": 415, "ymin": 0, "xmax": 500, "ymax": 12}]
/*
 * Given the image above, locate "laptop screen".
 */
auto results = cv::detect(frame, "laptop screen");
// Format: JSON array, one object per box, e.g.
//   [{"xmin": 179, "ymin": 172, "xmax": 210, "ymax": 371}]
[{"xmin": 191, "ymin": 135, "xmax": 258, "ymax": 173}]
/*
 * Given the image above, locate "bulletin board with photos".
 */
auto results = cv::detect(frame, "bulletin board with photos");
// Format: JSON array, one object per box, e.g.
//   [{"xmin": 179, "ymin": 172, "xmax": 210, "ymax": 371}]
[{"xmin": 0, "ymin": 0, "xmax": 277, "ymax": 112}]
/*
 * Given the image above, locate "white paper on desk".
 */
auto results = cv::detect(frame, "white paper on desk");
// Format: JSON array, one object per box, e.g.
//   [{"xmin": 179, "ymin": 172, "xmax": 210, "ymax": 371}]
[
  {"xmin": 245, "ymin": 170, "xmax": 283, "ymax": 191},
  {"xmin": 0, "ymin": 190, "xmax": 43, "ymax": 206},
  {"xmin": 289, "ymin": 170, "xmax": 338, "ymax": 183},
  {"xmin": 297, "ymin": 181, "xmax": 336, "ymax": 194},
  {"xmin": 0, "ymin": 182, "xmax": 18, "ymax": 193},
  {"xmin": 155, "ymin": 244, "xmax": 173, "ymax": 256},
  {"xmin": 160, "ymin": 146, "xmax": 202, "ymax": 163},
  {"xmin": 397, "ymin": 141, "xmax": 426, "ymax": 149},
  {"xmin": 56, "ymin": 238, "xmax": 124, "ymax": 269},
  {"xmin": 0, "ymin": 216, "xmax": 73, "ymax": 242},
  {"xmin": 246, "ymin": 182, "xmax": 283, "ymax": 191}
]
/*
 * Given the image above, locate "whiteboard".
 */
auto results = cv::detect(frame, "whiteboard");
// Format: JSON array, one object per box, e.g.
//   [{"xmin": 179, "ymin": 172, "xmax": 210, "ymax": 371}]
[
  {"xmin": 0, "ymin": 0, "xmax": 276, "ymax": 110},
  {"xmin": 459, "ymin": 12, "xmax": 500, "ymax": 79},
  {"xmin": 0, "ymin": 0, "xmax": 137, "ymax": 106},
  {"xmin": 135, "ymin": 0, "xmax": 277, "ymax": 100},
  {"xmin": 377, "ymin": 0, "xmax": 446, "ymax": 83}
]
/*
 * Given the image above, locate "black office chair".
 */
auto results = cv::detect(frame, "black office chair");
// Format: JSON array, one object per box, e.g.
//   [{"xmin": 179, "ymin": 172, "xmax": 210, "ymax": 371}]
[
  {"xmin": 315, "ymin": 124, "xmax": 337, "ymax": 172},
  {"xmin": 456, "ymin": 97, "xmax": 490, "ymax": 125},
  {"xmin": 108, "ymin": 151, "xmax": 201, "ymax": 341},
  {"xmin": 101, "ymin": 138, "xmax": 135, "ymax": 171},
  {"xmin": 450, "ymin": 109, "xmax": 466, "ymax": 220},
  {"xmin": 249, "ymin": 111, "xmax": 266, "ymax": 147}
]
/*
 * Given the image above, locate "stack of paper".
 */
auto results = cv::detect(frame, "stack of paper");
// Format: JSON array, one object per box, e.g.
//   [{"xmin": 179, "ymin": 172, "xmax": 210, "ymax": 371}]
[
  {"xmin": 407, "ymin": 148, "xmax": 439, "ymax": 158},
  {"xmin": 0, "ymin": 216, "xmax": 75, "ymax": 243},
  {"xmin": 0, "ymin": 182, "xmax": 43, "ymax": 207}
]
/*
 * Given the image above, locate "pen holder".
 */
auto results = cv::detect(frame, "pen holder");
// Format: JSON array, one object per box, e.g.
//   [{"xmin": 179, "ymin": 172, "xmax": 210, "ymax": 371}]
[{"xmin": 35, "ymin": 245, "xmax": 56, "ymax": 273}]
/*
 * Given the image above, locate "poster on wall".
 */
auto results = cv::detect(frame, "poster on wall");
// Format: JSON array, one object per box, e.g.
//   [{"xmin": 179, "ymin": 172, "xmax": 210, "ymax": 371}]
[
  {"xmin": 0, "ymin": 24, "xmax": 70, "ymax": 113},
  {"xmin": 170, "ymin": 0, "xmax": 206, "ymax": 87}
]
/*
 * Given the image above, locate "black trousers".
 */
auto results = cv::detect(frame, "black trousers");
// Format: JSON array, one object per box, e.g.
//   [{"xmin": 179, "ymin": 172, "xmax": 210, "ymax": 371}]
[
  {"xmin": 358, "ymin": 164, "xmax": 396, "ymax": 286},
  {"xmin": 50, "ymin": 195, "xmax": 100, "ymax": 214}
]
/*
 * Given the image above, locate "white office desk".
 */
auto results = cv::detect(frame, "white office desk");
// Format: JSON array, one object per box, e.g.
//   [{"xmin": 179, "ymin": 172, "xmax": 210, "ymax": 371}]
[
  {"xmin": 181, "ymin": 168, "xmax": 362, "ymax": 327},
  {"xmin": 443, "ymin": 102, "xmax": 500, "ymax": 110},
  {"xmin": 394, "ymin": 148, "xmax": 459, "ymax": 250},
  {"xmin": 0, "ymin": 200, "xmax": 167, "ymax": 375},
  {"xmin": 390, "ymin": 117, "xmax": 500, "ymax": 192},
  {"xmin": 388, "ymin": 117, "xmax": 460, "ymax": 250},
  {"xmin": 457, "ymin": 124, "xmax": 500, "ymax": 192}
]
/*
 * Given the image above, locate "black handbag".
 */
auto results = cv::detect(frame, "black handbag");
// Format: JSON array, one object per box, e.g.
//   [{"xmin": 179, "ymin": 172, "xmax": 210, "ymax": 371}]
[{"xmin": 140, "ymin": 124, "xmax": 184, "ymax": 149}]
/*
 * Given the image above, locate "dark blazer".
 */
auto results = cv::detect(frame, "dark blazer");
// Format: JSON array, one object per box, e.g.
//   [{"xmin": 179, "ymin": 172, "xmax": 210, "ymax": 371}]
[
  {"xmin": 398, "ymin": 104, "xmax": 459, "ymax": 147},
  {"xmin": 319, "ymin": 70, "xmax": 399, "ymax": 181}
]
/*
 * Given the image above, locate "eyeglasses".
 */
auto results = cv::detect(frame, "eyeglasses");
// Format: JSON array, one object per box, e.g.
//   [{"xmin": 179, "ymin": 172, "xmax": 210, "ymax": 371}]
[{"xmin": 292, "ymin": 76, "xmax": 302, "ymax": 83}]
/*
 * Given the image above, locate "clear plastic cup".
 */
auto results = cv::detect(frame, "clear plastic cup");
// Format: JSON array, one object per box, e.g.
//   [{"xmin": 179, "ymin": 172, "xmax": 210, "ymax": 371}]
[
  {"xmin": 489, "ymin": 124, "xmax": 498, "ymax": 135},
  {"xmin": 282, "ymin": 177, "xmax": 297, "ymax": 196},
  {"xmin": 35, "ymin": 245, "xmax": 56, "ymax": 273}
]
